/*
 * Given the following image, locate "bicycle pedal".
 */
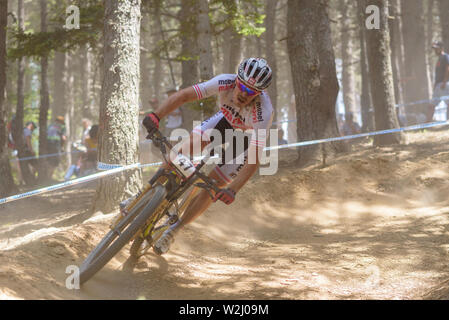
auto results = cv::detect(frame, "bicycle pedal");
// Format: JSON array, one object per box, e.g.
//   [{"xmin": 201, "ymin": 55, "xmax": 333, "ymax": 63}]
[{"xmin": 168, "ymin": 214, "xmax": 178, "ymax": 225}]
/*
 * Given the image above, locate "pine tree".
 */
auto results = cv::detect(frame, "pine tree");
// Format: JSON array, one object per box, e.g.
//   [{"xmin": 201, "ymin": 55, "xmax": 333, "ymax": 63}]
[
  {"xmin": 0, "ymin": 0, "xmax": 17, "ymax": 196},
  {"xmin": 364, "ymin": 0, "xmax": 403, "ymax": 146},
  {"xmin": 93, "ymin": 0, "xmax": 143, "ymax": 214},
  {"xmin": 287, "ymin": 0, "xmax": 346, "ymax": 165}
]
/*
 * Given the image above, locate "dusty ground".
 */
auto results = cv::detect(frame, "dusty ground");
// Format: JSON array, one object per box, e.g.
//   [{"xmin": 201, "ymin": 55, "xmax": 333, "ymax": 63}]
[{"xmin": 1, "ymin": 128, "xmax": 449, "ymax": 300}]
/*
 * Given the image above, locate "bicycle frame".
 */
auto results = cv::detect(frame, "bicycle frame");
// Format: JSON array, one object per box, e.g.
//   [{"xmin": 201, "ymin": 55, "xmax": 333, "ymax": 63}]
[
  {"xmin": 78, "ymin": 125, "xmax": 225, "ymax": 284},
  {"xmin": 118, "ymin": 128, "xmax": 220, "ymax": 253}
]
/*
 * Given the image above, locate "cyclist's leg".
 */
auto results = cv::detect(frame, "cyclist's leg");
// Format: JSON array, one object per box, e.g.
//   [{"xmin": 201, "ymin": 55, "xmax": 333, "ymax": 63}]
[
  {"xmin": 153, "ymin": 168, "xmax": 228, "ymax": 255},
  {"xmin": 175, "ymin": 169, "xmax": 228, "ymax": 227},
  {"xmin": 168, "ymin": 140, "xmax": 249, "ymax": 232},
  {"xmin": 167, "ymin": 113, "xmax": 233, "ymax": 229}
]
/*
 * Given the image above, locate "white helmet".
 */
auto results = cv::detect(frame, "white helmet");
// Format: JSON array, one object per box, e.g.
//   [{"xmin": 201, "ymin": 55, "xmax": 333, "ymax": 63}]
[{"xmin": 237, "ymin": 57, "xmax": 273, "ymax": 91}]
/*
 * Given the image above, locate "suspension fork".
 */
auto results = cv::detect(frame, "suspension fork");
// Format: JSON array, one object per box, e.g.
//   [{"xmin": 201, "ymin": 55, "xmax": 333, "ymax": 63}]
[{"xmin": 140, "ymin": 184, "xmax": 200, "ymax": 240}]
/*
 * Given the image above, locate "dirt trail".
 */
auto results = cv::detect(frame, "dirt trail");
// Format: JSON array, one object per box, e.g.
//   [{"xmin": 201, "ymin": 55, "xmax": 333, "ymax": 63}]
[{"xmin": 2, "ymin": 129, "xmax": 449, "ymax": 299}]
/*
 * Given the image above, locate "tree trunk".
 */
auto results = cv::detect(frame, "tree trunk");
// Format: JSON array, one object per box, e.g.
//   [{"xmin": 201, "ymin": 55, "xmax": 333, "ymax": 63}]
[
  {"xmin": 425, "ymin": 0, "xmax": 435, "ymax": 103},
  {"xmin": 65, "ymin": 54, "xmax": 74, "ymax": 167},
  {"xmin": 287, "ymin": 94, "xmax": 297, "ymax": 142},
  {"xmin": 0, "ymin": 0, "xmax": 17, "ymax": 197},
  {"xmin": 197, "ymin": 0, "xmax": 214, "ymax": 81},
  {"xmin": 155, "ymin": 5, "xmax": 176, "ymax": 89},
  {"xmin": 223, "ymin": 0, "xmax": 242, "ymax": 74},
  {"xmin": 356, "ymin": 0, "xmax": 375, "ymax": 132},
  {"xmin": 401, "ymin": 0, "xmax": 431, "ymax": 123},
  {"xmin": 140, "ymin": 11, "xmax": 152, "ymax": 113},
  {"xmin": 264, "ymin": 0, "xmax": 279, "ymax": 122},
  {"xmin": 388, "ymin": 0, "xmax": 404, "ymax": 106},
  {"xmin": 151, "ymin": 6, "xmax": 163, "ymax": 104},
  {"xmin": 197, "ymin": 0, "xmax": 216, "ymax": 118},
  {"xmin": 437, "ymin": 0, "xmax": 449, "ymax": 118},
  {"xmin": 365, "ymin": 0, "xmax": 403, "ymax": 146},
  {"xmin": 13, "ymin": 0, "xmax": 25, "ymax": 155},
  {"xmin": 438, "ymin": 0, "xmax": 449, "ymax": 52},
  {"xmin": 339, "ymin": 0, "xmax": 357, "ymax": 119},
  {"xmin": 92, "ymin": 53, "xmax": 102, "ymax": 117},
  {"xmin": 388, "ymin": 0, "xmax": 406, "ymax": 95},
  {"xmin": 390, "ymin": 0, "xmax": 407, "ymax": 117},
  {"xmin": 53, "ymin": 52, "xmax": 67, "ymax": 119},
  {"xmin": 287, "ymin": 0, "xmax": 346, "ymax": 166},
  {"xmin": 80, "ymin": 45, "xmax": 92, "ymax": 119},
  {"xmin": 180, "ymin": 0, "xmax": 201, "ymax": 131},
  {"xmin": 38, "ymin": 0, "xmax": 50, "ymax": 181},
  {"xmin": 93, "ymin": 0, "xmax": 143, "ymax": 214}
]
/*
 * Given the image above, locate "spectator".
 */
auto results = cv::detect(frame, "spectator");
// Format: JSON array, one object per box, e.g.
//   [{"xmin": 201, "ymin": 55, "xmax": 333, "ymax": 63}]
[
  {"xmin": 81, "ymin": 118, "xmax": 92, "ymax": 145},
  {"xmin": 82, "ymin": 124, "xmax": 98, "ymax": 173},
  {"xmin": 428, "ymin": 41, "xmax": 449, "ymax": 122},
  {"xmin": 7, "ymin": 116, "xmax": 15, "ymax": 150},
  {"xmin": 278, "ymin": 128, "xmax": 287, "ymax": 145},
  {"xmin": 20, "ymin": 121, "xmax": 38, "ymax": 186},
  {"xmin": 64, "ymin": 124, "xmax": 99, "ymax": 180},
  {"xmin": 47, "ymin": 116, "xmax": 67, "ymax": 178},
  {"xmin": 7, "ymin": 116, "xmax": 25, "ymax": 185}
]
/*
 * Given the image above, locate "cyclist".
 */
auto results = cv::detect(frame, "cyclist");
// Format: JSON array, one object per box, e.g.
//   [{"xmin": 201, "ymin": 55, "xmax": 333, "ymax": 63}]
[{"xmin": 142, "ymin": 58, "xmax": 274, "ymax": 255}]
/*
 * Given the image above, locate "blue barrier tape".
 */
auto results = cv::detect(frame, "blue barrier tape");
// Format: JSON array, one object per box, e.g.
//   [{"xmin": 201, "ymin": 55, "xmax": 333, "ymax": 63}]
[{"xmin": 2, "ymin": 120, "xmax": 449, "ymax": 206}]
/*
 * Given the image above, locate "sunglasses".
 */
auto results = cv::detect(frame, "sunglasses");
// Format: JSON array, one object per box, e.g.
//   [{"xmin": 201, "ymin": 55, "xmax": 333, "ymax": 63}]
[{"xmin": 236, "ymin": 79, "xmax": 261, "ymax": 96}]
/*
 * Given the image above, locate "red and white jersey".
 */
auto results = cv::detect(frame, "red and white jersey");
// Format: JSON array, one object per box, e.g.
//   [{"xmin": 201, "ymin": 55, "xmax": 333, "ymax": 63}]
[{"xmin": 192, "ymin": 74, "xmax": 274, "ymax": 148}]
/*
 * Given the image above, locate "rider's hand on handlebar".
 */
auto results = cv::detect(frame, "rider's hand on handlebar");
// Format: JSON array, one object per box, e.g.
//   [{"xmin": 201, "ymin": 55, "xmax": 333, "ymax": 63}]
[
  {"xmin": 143, "ymin": 112, "xmax": 160, "ymax": 133},
  {"xmin": 213, "ymin": 188, "xmax": 236, "ymax": 205}
]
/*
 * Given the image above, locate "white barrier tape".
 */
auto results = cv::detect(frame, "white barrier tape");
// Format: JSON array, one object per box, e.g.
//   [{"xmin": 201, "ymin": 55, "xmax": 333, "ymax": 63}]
[
  {"xmin": 272, "ymin": 119, "xmax": 296, "ymax": 125},
  {"xmin": 97, "ymin": 162, "xmax": 132, "ymax": 171},
  {"xmin": 2, "ymin": 120, "xmax": 448, "ymax": 205},
  {"xmin": 11, "ymin": 149, "xmax": 86, "ymax": 162},
  {"xmin": 264, "ymin": 120, "xmax": 449, "ymax": 151},
  {"xmin": 10, "ymin": 95, "xmax": 447, "ymax": 163},
  {"xmin": 0, "ymin": 163, "xmax": 140, "ymax": 205},
  {"xmin": 98, "ymin": 155, "xmax": 220, "ymax": 171},
  {"xmin": 9, "ymin": 95, "xmax": 449, "ymax": 163},
  {"xmin": 140, "ymin": 161, "xmax": 163, "ymax": 168},
  {"xmin": 396, "ymin": 95, "xmax": 449, "ymax": 108}
]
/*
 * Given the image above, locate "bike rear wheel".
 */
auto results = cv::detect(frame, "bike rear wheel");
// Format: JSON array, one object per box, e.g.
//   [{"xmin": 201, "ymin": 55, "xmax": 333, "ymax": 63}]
[{"xmin": 79, "ymin": 184, "xmax": 167, "ymax": 284}]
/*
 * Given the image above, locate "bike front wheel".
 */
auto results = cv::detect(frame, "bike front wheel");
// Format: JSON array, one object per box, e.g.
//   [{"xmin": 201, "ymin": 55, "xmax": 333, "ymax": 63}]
[
  {"xmin": 129, "ymin": 185, "xmax": 199, "ymax": 258},
  {"xmin": 79, "ymin": 184, "xmax": 167, "ymax": 285}
]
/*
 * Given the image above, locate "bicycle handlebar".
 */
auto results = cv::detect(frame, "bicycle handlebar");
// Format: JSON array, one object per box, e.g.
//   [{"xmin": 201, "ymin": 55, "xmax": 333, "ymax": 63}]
[{"xmin": 146, "ymin": 128, "xmax": 221, "ymax": 194}]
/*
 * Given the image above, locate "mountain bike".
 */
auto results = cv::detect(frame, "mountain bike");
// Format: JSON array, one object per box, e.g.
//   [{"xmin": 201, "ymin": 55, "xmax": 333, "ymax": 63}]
[{"xmin": 79, "ymin": 128, "xmax": 220, "ymax": 285}]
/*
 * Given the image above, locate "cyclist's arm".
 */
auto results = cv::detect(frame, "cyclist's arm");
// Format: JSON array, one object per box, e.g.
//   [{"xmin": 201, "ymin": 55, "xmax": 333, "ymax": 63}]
[
  {"xmin": 154, "ymin": 87, "xmax": 197, "ymax": 120},
  {"xmin": 154, "ymin": 74, "xmax": 232, "ymax": 119}
]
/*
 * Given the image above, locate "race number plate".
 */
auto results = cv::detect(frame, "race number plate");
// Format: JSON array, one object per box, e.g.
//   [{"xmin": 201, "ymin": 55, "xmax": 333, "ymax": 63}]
[{"xmin": 172, "ymin": 153, "xmax": 196, "ymax": 178}]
